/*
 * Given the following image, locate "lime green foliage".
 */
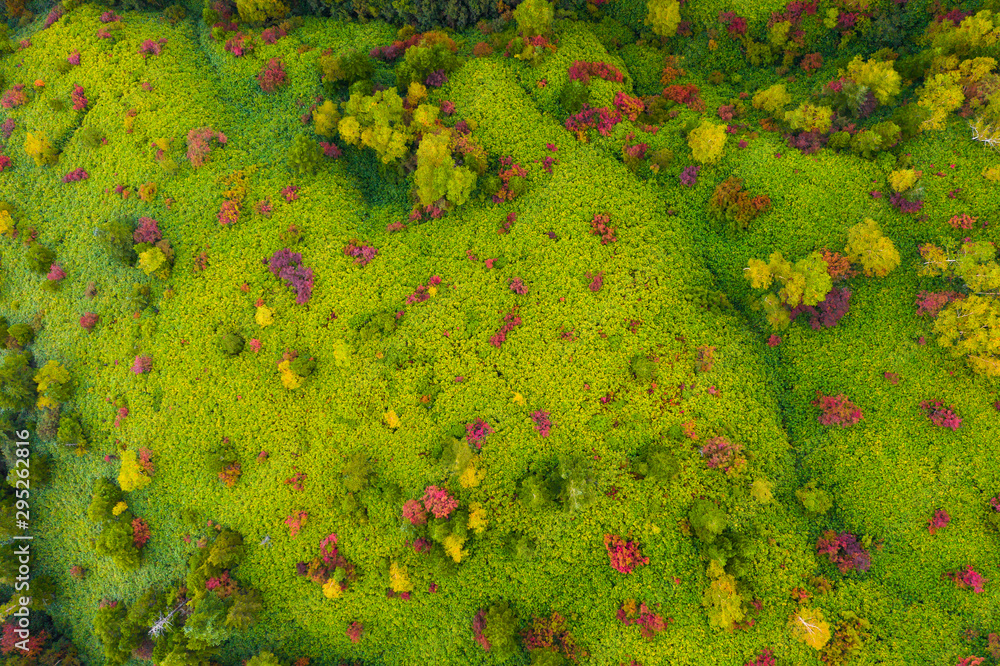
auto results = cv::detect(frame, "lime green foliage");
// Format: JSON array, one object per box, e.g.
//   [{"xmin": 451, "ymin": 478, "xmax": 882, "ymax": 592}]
[
  {"xmin": 24, "ymin": 131, "xmax": 59, "ymax": 167},
  {"xmin": 917, "ymin": 71, "xmax": 964, "ymax": 131},
  {"xmin": 218, "ymin": 332, "xmax": 245, "ymax": 356},
  {"xmin": 118, "ymin": 448, "xmax": 151, "ymax": 492},
  {"xmin": 414, "ymin": 131, "xmax": 477, "ymax": 207},
  {"xmin": 0, "ymin": 353, "xmax": 34, "ymax": 412},
  {"xmin": 844, "ymin": 219, "xmax": 900, "ymax": 278},
  {"xmin": 287, "ymin": 133, "xmax": 324, "ymax": 175},
  {"xmin": 513, "ymin": 0, "xmax": 554, "ymax": 38},
  {"xmin": 26, "ymin": 244, "xmax": 55, "ymax": 274},
  {"xmin": 887, "ymin": 169, "xmax": 918, "ymax": 193},
  {"xmin": 339, "ymin": 89, "xmax": 413, "ymax": 164},
  {"xmin": 790, "ymin": 608, "xmax": 832, "ymax": 650},
  {"xmin": 57, "ymin": 413, "xmax": 87, "ymax": 451},
  {"xmin": 94, "ymin": 519, "xmax": 141, "ymax": 569},
  {"xmin": 849, "ymin": 121, "xmax": 900, "ymax": 159},
  {"xmin": 752, "ymin": 84, "xmax": 792, "ymax": 116},
  {"xmin": 7, "ymin": 323, "xmax": 34, "ymax": 346},
  {"xmin": 919, "ymin": 241, "xmax": 1000, "ymax": 376},
  {"xmin": 236, "ymin": 0, "xmax": 289, "ymax": 24},
  {"xmin": 702, "ymin": 567, "xmax": 744, "ymax": 631},
  {"xmin": 137, "ymin": 246, "xmax": 168, "ymax": 276},
  {"xmin": 844, "ymin": 56, "xmax": 901, "ymax": 105},
  {"xmin": 312, "ymin": 99, "xmax": 340, "ymax": 137},
  {"xmin": 185, "ymin": 593, "xmax": 233, "ymax": 649},
  {"xmin": 745, "ymin": 251, "xmax": 833, "ymax": 327},
  {"xmin": 769, "ymin": 20, "xmax": 792, "ymax": 48},
  {"xmin": 317, "ymin": 48, "xmax": 375, "ymax": 93},
  {"xmin": 396, "ymin": 42, "xmax": 461, "ymax": 89},
  {"xmin": 482, "ymin": 602, "xmax": 520, "ymax": 656},
  {"xmin": 629, "ymin": 353, "xmax": 657, "ymax": 382},
  {"xmin": 246, "ymin": 652, "xmax": 283, "ymax": 666},
  {"xmin": 87, "ymin": 478, "xmax": 123, "ymax": 523},
  {"xmin": 784, "ymin": 103, "xmax": 833, "ymax": 133},
  {"xmin": 795, "ymin": 480, "xmax": 832, "ymax": 516},
  {"xmin": 34, "ymin": 359, "xmax": 72, "ymax": 408},
  {"xmin": 689, "ymin": 499, "xmax": 727, "ymax": 544},
  {"xmin": 5, "ymin": 9, "xmax": 1000, "ymax": 665},
  {"xmin": 687, "ymin": 120, "xmax": 727, "ymax": 164},
  {"xmin": 97, "ymin": 218, "xmax": 137, "ymax": 265},
  {"xmin": 645, "ymin": 0, "xmax": 680, "ymax": 38}
]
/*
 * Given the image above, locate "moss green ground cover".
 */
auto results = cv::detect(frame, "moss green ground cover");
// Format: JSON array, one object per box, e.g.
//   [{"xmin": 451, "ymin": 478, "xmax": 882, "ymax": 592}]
[{"xmin": 0, "ymin": 1, "xmax": 999, "ymax": 665}]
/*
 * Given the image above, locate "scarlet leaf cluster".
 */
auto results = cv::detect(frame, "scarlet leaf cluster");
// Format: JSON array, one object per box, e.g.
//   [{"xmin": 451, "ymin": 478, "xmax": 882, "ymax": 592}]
[
  {"xmin": 816, "ymin": 531, "xmax": 871, "ymax": 573},
  {"xmin": 617, "ymin": 599, "xmax": 670, "ymax": 640},
  {"xmin": 604, "ymin": 534, "xmax": 649, "ymax": 574},
  {"xmin": 567, "ymin": 60, "xmax": 624, "ymax": 84},
  {"xmin": 708, "ymin": 177, "xmax": 771, "ymax": 229},
  {"xmin": 812, "ymin": 392, "xmax": 862, "ymax": 427},
  {"xmin": 662, "ymin": 83, "xmax": 705, "ymax": 112}
]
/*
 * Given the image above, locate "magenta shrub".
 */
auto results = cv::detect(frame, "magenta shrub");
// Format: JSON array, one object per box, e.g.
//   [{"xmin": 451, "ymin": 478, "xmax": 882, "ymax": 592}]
[
  {"xmin": 812, "ymin": 392, "xmax": 862, "ymax": 427},
  {"xmin": 466, "ymin": 419, "xmax": 493, "ymax": 448},
  {"xmin": 604, "ymin": 534, "xmax": 648, "ymax": 574},
  {"xmin": 531, "ymin": 410, "xmax": 552, "ymax": 437},
  {"xmin": 943, "ymin": 565, "xmax": 987, "ymax": 593},
  {"xmin": 343, "ymin": 241, "xmax": 379, "ymax": 267},
  {"xmin": 134, "ymin": 217, "xmax": 162, "ymax": 244},
  {"xmin": 927, "ymin": 509, "xmax": 950, "ymax": 535},
  {"xmin": 816, "ymin": 531, "xmax": 871, "ymax": 573},
  {"xmin": 422, "ymin": 485, "xmax": 458, "ymax": 519},
  {"xmin": 268, "ymin": 248, "xmax": 314, "ymax": 305},
  {"xmin": 257, "ymin": 58, "xmax": 288, "ymax": 93},
  {"xmin": 920, "ymin": 400, "xmax": 962, "ymax": 431}
]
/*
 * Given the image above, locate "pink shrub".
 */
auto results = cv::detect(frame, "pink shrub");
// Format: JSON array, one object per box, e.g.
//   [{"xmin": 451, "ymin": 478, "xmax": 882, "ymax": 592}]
[
  {"xmin": 46, "ymin": 264, "xmax": 66, "ymax": 281},
  {"xmin": 472, "ymin": 609, "xmax": 491, "ymax": 650},
  {"xmin": 257, "ymin": 58, "xmax": 288, "ymax": 93},
  {"xmin": 343, "ymin": 241, "xmax": 378, "ymax": 267},
  {"xmin": 589, "ymin": 213, "xmax": 617, "ymax": 244},
  {"xmin": 80, "ymin": 313, "xmax": 99, "ymax": 331},
  {"xmin": 915, "ymin": 290, "xmax": 964, "ymax": 317},
  {"xmin": 531, "ymin": 410, "xmax": 552, "ymax": 437},
  {"xmin": 509, "ymin": 277, "xmax": 528, "ymax": 294},
  {"xmin": 402, "ymin": 499, "xmax": 427, "ymax": 526},
  {"xmin": 927, "ymin": 509, "xmax": 950, "ymax": 535},
  {"xmin": 488, "ymin": 309, "xmax": 522, "ymax": 348},
  {"xmin": 133, "ymin": 217, "xmax": 162, "ymax": 244},
  {"xmin": 465, "ymin": 419, "xmax": 493, "ymax": 448},
  {"xmin": 225, "ymin": 32, "xmax": 254, "ymax": 57},
  {"xmin": 617, "ymin": 600, "xmax": 669, "ymax": 640},
  {"xmin": 346, "ymin": 621, "xmax": 363, "ymax": 643},
  {"xmin": 1, "ymin": 84, "xmax": 28, "ymax": 109},
  {"xmin": 920, "ymin": 400, "xmax": 962, "ymax": 430},
  {"xmin": 71, "ymin": 84, "xmax": 88, "ymax": 111},
  {"xmin": 138, "ymin": 38, "xmax": 167, "ymax": 57},
  {"xmin": 943, "ymin": 565, "xmax": 987, "ymax": 593},
  {"xmin": 422, "ymin": 486, "xmax": 458, "ymax": 519},
  {"xmin": 218, "ymin": 201, "xmax": 239, "ymax": 226},
  {"xmin": 604, "ymin": 534, "xmax": 649, "ymax": 574},
  {"xmin": 812, "ymin": 392, "xmax": 862, "ymax": 427},
  {"xmin": 62, "ymin": 168, "xmax": 88, "ymax": 182},
  {"xmin": 701, "ymin": 436, "xmax": 745, "ymax": 473},
  {"xmin": 186, "ymin": 127, "xmax": 227, "ymax": 168}
]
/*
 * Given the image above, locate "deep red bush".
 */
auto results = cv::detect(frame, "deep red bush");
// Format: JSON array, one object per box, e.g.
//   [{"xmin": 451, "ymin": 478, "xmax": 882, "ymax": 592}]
[{"xmin": 812, "ymin": 392, "xmax": 862, "ymax": 427}]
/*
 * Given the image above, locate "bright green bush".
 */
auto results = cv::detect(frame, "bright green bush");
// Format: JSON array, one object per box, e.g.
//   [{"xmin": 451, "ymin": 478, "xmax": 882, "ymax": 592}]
[
  {"xmin": 513, "ymin": 0, "xmax": 554, "ymax": 38},
  {"xmin": 94, "ymin": 519, "xmax": 141, "ymax": 569},
  {"xmin": 687, "ymin": 120, "xmax": 727, "ymax": 164},
  {"xmin": 414, "ymin": 132, "xmax": 477, "ymax": 208},
  {"xmin": 236, "ymin": 0, "xmax": 288, "ymax": 24},
  {"xmin": 644, "ymin": 0, "xmax": 680, "ymax": 38}
]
